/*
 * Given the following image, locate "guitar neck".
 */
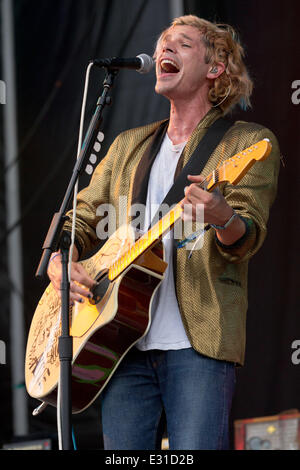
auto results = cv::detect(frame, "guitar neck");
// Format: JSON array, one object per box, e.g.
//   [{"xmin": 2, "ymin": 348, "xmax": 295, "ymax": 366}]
[
  {"xmin": 108, "ymin": 201, "xmax": 183, "ymax": 281},
  {"xmin": 107, "ymin": 138, "xmax": 272, "ymax": 281},
  {"xmin": 108, "ymin": 170, "xmax": 218, "ymax": 281}
]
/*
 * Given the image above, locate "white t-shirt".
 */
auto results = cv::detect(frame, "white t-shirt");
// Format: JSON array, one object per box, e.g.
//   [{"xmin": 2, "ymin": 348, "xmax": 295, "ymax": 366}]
[{"xmin": 136, "ymin": 133, "xmax": 191, "ymax": 351}]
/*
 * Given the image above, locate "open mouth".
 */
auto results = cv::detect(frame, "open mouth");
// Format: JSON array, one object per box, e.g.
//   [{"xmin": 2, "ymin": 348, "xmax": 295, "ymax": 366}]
[{"xmin": 160, "ymin": 58, "xmax": 180, "ymax": 74}]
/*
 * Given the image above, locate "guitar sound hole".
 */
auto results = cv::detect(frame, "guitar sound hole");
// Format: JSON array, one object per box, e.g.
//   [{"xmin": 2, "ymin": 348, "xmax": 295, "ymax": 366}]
[{"xmin": 90, "ymin": 270, "xmax": 110, "ymax": 305}]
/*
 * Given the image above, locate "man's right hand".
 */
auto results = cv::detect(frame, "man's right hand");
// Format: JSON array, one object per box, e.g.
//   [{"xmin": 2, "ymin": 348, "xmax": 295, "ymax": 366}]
[{"xmin": 47, "ymin": 249, "xmax": 96, "ymax": 304}]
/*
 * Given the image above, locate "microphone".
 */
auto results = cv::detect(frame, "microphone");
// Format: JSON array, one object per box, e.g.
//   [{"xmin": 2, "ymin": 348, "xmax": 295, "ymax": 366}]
[{"xmin": 92, "ymin": 53, "xmax": 154, "ymax": 74}]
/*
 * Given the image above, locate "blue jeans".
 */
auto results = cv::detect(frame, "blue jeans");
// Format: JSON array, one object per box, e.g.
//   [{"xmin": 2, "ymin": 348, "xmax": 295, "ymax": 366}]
[{"xmin": 101, "ymin": 347, "xmax": 236, "ymax": 450}]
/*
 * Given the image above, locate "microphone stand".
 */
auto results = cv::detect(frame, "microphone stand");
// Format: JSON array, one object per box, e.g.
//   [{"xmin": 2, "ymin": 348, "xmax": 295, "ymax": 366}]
[{"xmin": 35, "ymin": 67, "xmax": 119, "ymax": 450}]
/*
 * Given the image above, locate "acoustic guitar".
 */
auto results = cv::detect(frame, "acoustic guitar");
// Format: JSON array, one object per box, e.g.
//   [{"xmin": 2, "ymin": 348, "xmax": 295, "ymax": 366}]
[{"xmin": 25, "ymin": 138, "xmax": 272, "ymax": 413}]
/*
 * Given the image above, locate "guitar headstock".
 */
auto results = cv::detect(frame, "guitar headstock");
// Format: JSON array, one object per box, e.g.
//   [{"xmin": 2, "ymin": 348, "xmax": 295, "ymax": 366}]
[{"xmin": 218, "ymin": 138, "xmax": 272, "ymax": 186}]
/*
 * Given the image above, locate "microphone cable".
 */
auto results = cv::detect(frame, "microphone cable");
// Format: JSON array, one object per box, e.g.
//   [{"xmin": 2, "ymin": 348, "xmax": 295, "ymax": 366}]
[{"xmin": 57, "ymin": 61, "xmax": 93, "ymax": 451}]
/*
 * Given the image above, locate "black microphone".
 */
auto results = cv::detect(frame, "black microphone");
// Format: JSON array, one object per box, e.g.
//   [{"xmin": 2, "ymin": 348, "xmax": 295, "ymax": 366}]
[{"xmin": 92, "ymin": 53, "xmax": 154, "ymax": 74}]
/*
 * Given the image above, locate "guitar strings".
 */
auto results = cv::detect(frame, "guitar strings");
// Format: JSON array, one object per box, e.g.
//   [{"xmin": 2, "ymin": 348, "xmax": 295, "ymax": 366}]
[{"xmin": 109, "ymin": 161, "xmax": 229, "ymax": 275}]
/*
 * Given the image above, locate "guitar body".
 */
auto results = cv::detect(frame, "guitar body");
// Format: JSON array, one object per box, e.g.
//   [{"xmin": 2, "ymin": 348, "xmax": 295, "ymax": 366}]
[{"xmin": 25, "ymin": 225, "xmax": 167, "ymax": 413}]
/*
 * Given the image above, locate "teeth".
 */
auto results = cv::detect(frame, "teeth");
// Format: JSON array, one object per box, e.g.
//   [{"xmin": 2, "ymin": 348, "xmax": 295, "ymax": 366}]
[{"xmin": 160, "ymin": 59, "xmax": 179, "ymax": 72}]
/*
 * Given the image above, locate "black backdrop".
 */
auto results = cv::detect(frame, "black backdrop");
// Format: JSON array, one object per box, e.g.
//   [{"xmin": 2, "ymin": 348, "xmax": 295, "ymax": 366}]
[{"xmin": 0, "ymin": 0, "xmax": 299, "ymax": 450}]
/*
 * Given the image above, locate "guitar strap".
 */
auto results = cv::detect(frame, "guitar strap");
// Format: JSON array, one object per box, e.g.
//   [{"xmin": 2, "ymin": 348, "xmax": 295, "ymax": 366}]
[{"xmin": 150, "ymin": 116, "xmax": 234, "ymax": 225}]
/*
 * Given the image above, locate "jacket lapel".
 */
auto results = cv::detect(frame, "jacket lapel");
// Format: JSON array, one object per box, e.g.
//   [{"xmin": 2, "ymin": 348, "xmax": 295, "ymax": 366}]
[{"xmin": 131, "ymin": 120, "xmax": 168, "ymax": 208}]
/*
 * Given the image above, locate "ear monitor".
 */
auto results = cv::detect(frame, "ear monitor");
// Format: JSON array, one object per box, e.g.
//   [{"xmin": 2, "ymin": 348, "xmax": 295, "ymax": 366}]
[{"xmin": 210, "ymin": 67, "xmax": 218, "ymax": 74}]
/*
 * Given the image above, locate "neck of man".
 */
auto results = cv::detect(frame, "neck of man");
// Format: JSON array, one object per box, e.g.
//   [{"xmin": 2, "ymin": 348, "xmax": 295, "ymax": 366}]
[{"xmin": 167, "ymin": 94, "xmax": 212, "ymax": 145}]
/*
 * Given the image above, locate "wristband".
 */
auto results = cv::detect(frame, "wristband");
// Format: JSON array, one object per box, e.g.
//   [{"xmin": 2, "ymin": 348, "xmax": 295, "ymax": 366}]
[{"xmin": 211, "ymin": 210, "xmax": 238, "ymax": 231}]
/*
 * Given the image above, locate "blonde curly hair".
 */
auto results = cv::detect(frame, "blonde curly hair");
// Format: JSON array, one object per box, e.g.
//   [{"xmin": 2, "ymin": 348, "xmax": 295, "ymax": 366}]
[{"xmin": 156, "ymin": 15, "xmax": 253, "ymax": 114}]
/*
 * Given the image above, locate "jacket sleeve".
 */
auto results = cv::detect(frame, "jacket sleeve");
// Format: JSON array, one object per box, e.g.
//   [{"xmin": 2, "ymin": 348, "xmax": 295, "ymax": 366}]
[
  {"xmin": 63, "ymin": 134, "xmax": 121, "ymax": 259},
  {"xmin": 214, "ymin": 125, "xmax": 281, "ymax": 263}
]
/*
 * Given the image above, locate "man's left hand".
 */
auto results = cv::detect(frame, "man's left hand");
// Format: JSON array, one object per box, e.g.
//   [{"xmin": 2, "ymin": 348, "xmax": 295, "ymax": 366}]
[{"xmin": 181, "ymin": 174, "xmax": 247, "ymax": 246}]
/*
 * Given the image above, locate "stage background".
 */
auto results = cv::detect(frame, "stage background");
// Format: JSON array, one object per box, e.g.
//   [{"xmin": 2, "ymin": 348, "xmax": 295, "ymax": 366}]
[{"xmin": 0, "ymin": 0, "xmax": 299, "ymax": 449}]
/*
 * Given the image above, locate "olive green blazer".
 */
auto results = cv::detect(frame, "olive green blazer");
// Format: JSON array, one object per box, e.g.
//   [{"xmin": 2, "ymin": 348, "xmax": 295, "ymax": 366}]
[{"xmin": 64, "ymin": 109, "xmax": 280, "ymax": 365}]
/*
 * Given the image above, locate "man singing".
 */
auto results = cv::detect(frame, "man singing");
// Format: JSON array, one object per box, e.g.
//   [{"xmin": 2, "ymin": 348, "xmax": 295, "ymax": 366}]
[{"xmin": 48, "ymin": 15, "xmax": 280, "ymax": 449}]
